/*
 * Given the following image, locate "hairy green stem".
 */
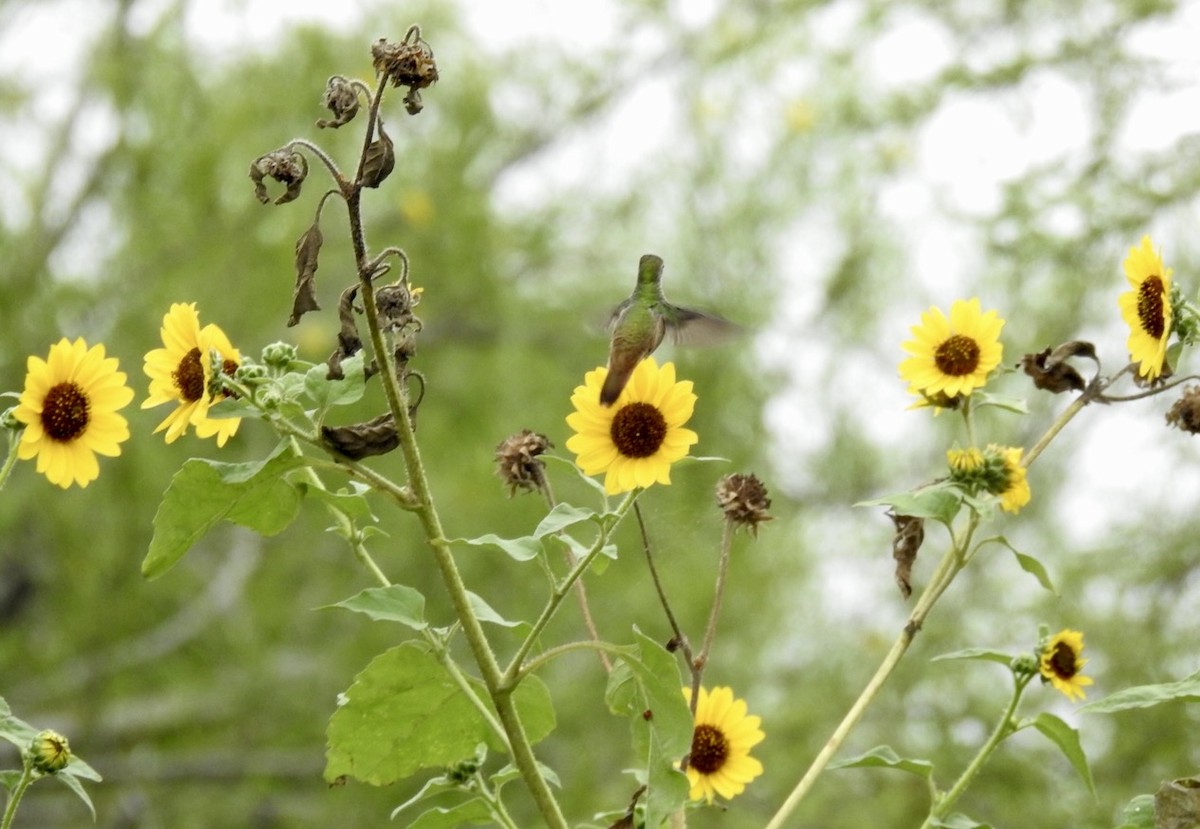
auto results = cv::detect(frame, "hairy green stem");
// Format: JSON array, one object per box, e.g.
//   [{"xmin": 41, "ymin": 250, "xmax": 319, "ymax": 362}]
[
  {"xmin": 0, "ymin": 764, "xmax": 34, "ymax": 829},
  {"xmin": 922, "ymin": 673, "xmax": 1031, "ymax": 827},
  {"xmin": 0, "ymin": 431, "xmax": 20, "ymax": 492},
  {"xmin": 517, "ymin": 640, "xmax": 630, "ymax": 681}
]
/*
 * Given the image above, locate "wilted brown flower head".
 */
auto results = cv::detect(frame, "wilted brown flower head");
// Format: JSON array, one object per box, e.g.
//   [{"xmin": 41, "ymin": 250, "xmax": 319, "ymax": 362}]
[
  {"xmin": 1166, "ymin": 385, "xmax": 1200, "ymax": 434},
  {"xmin": 715, "ymin": 473, "xmax": 773, "ymax": 536},
  {"xmin": 317, "ymin": 75, "xmax": 361, "ymax": 129},
  {"xmin": 249, "ymin": 148, "xmax": 308, "ymax": 205},
  {"xmin": 371, "ymin": 32, "xmax": 439, "ymax": 101},
  {"xmin": 495, "ymin": 430, "xmax": 553, "ymax": 496}
]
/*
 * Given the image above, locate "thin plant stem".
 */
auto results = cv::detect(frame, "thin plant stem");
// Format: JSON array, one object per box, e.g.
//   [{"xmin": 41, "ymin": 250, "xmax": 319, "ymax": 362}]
[
  {"xmin": 764, "ymin": 516, "xmax": 976, "ymax": 829},
  {"xmin": 343, "ymin": 83, "xmax": 567, "ymax": 828},
  {"xmin": 921, "ymin": 673, "xmax": 1032, "ymax": 827},
  {"xmin": 0, "ymin": 764, "xmax": 34, "ymax": 829},
  {"xmin": 533, "ymin": 463, "xmax": 610, "ymax": 672},
  {"xmin": 517, "ymin": 640, "xmax": 630, "ymax": 681},
  {"xmin": 0, "ymin": 431, "xmax": 20, "ymax": 492},
  {"xmin": 693, "ymin": 518, "xmax": 735, "ymax": 686},
  {"xmin": 634, "ymin": 501, "xmax": 698, "ymax": 704},
  {"xmin": 503, "ymin": 491, "xmax": 638, "ymax": 684}
]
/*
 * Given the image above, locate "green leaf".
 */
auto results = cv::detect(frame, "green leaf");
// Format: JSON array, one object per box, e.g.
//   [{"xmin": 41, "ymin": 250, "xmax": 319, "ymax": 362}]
[
  {"xmin": 305, "ymin": 353, "xmax": 365, "ymax": 412},
  {"xmin": 325, "ymin": 644, "xmax": 491, "ymax": 786},
  {"xmin": 466, "ymin": 591, "xmax": 530, "ymax": 635},
  {"xmin": 857, "ymin": 484, "xmax": 963, "ymax": 527},
  {"xmin": 971, "ymin": 391, "xmax": 1029, "ymax": 415},
  {"xmin": 511, "ymin": 674, "xmax": 556, "ymax": 747},
  {"xmin": 606, "ymin": 629, "xmax": 692, "ymax": 828},
  {"xmin": 976, "ymin": 536, "xmax": 1057, "ymax": 595},
  {"xmin": 492, "ymin": 760, "xmax": 561, "ymax": 791},
  {"xmin": 0, "ymin": 697, "xmax": 38, "ymax": 750},
  {"xmin": 301, "ymin": 482, "xmax": 377, "ymax": 523},
  {"xmin": 533, "ymin": 503, "xmax": 597, "ymax": 537},
  {"xmin": 0, "ymin": 770, "xmax": 21, "ymax": 793},
  {"xmin": 931, "ymin": 814, "xmax": 993, "ymax": 829},
  {"xmin": 326, "ymin": 585, "xmax": 427, "ymax": 630},
  {"xmin": 457, "ymin": 533, "xmax": 541, "ymax": 562},
  {"xmin": 930, "ymin": 648, "xmax": 1015, "ymax": 667},
  {"xmin": 1030, "ymin": 712, "xmax": 1095, "ymax": 796},
  {"xmin": 829, "ymin": 745, "xmax": 934, "ymax": 779},
  {"xmin": 1113, "ymin": 793, "xmax": 1155, "ymax": 829},
  {"xmin": 408, "ymin": 800, "xmax": 495, "ymax": 829},
  {"xmin": 55, "ymin": 769, "xmax": 98, "ymax": 821},
  {"xmin": 1079, "ymin": 670, "xmax": 1200, "ymax": 714},
  {"xmin": 142, "ymin": 445, "xmax": 303, "ymax": 579}
]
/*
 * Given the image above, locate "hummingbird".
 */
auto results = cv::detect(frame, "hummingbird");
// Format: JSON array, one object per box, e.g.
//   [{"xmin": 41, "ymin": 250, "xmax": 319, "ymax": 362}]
[{"xmin": 600, "ymin": 254, "xmax": 738, "ymax": 406}]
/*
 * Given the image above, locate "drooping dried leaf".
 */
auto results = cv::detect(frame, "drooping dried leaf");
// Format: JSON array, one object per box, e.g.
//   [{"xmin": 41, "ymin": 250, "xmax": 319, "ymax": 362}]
[
  {"xmin": 1022, "ymin": 340, "xmax": 1098, "ymax": 394},
  {"xmin": 889, "ymin": 511, "xmax": 925, "ymax": 599},
  {"xmin": 322, "ymin": 413, "xmax": 399, "ymax": 460},
  {"xmin": 360, "ymin": 120, "xmax": 395, "ymax": 189},
  {"xmin": 327, "ymin": 285, "xmax": 364, "ymax": 380},
  {"xmin": 1155, "ymin": 775, "xmax": 1200, "ymax": 829},
  {"xmin": 289, "ymin": 221, "xmax": 324, "ymax": 326}
]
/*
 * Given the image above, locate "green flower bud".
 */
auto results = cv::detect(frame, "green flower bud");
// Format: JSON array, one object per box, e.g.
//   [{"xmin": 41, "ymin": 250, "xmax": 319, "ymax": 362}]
[
  {"xmin": 260, "ymin": 342, "xmax": 298, "ymax": 370},
  {"xmin": 234, "ymin": 363, "xmax": 269, "ymax": 385},
  {"xmin": 1010, "ymin": 652, "xmax": 1039, "ymax": 677},
  {"xmin": 29, "ymin": 729, "xmax": 71, "ymax": 774},
  {"xmin": 2, "ymin": 405, "xmax": 20, "ymax": 430}
]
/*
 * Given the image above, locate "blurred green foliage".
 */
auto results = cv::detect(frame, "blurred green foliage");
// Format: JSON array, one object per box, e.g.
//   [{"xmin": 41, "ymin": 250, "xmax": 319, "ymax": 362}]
[{"xmin": 2, "ymin": 0, "xmax": 1199, "ymax": 827}]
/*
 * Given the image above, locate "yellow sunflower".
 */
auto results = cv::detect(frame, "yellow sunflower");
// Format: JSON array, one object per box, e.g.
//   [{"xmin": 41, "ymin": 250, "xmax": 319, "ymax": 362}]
[
  {"xmin": 899, "ymin": 298, "xmax": 1005, "ymax": 400},
  {"xmin": 682, "ymin": 686, "xmax": 765, "ymax": 804},
  {"xmin": 565, "ymin": 358, "xmax": 698, "ymax": 495},
  {"xmin": 1039, "ymin": 629, "xmax": 1094, "ymax": 702},
  {"xmin": 1118, "ymin": 235, "xmax": 1173, "ymax": 381},
  {"xmin": 142, "ymin": 303, "xmax": 242, "ymax": 446},
  {"xmin": 13, "ymin": 337, "xmax": 133, "ymax": 489}
]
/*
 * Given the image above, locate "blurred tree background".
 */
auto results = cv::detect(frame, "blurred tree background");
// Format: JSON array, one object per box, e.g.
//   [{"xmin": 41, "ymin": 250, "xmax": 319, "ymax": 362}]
[{"xmin": 2, "ymin": 0, "xmax": 1199, "ymax": 826}]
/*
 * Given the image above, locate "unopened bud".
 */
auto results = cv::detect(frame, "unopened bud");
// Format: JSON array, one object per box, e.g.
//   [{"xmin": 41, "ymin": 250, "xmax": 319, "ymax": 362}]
[
  {"xmin": 260, "ymin": 342, "xmax": 298, "ymax": 371},
  {"xmin": 29, "ymin": 730, "xmax": 71, "ymax": 774}
]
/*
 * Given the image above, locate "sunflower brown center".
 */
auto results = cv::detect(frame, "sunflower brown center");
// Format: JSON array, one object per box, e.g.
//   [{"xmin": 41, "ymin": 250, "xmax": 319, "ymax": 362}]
[
  {"xmin": 172, "ymin": 348, "xmax": 206, "ymax": 402},
  {"xmin": 934, "ymin": 334, "xmax": 981, "ymax": 377},
  {"xmin": 1137, "ymin": 275, "xmax": 1166, "ymax": 339},
  {"xmin": 41, "ymin": 383, "xmax": 90, "ymax": 442},
  {"xmin": 1047, "ymin": 642, "xmax": 1077, "ymax": 679},
  {"xmin": 610, "ymin": 402, "xmax": 667, "ymax": 458},
  {"xmin": 689, "ymin": 724, "xmax": 730, "ymax": 774}
]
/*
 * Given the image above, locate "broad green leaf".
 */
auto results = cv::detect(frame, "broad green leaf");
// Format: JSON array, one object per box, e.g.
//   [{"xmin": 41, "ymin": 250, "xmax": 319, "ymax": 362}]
[
  {"xmin": 606, "ymin": 629, "xmax": 692, "ymax": 828},
  {"xmin": 492, "ymin": 760, "xmax": 562, "ymax": 791},
  {"xmin": 325, "ymin": 644, "xmax": 490, "ymax": 786},
  {"xmin": 143, "ymin": 446, "xmax": 303, "ymax": 579},
  {"xmin": 458, "ymin": 533, "xmax": 541, "ymax": 562},
  {"xmin": 976, "ymin": 536, "xmax": 1057, "ymax": 595},
  {"xmin": 511, "ymin": 674, "xmax": 556, "ymax": 747},
  {"xmin": 1079, "ymin": 670, "xmax": 1200, "ymax": 713},
  {"xmin": 533, "ymin": 503, "xmax": 597, "ymax": 537},
  {"xmin": 1030, "ymin": 712, "xmax": 1095, "ymax": 796},
  {"xmin": 0, "ymin": 770, "xmax": 21, "ymax": 792},
  {"xmin": 0, "ymin": 697, "xmax": 38, "ymax": 750},
  {"xmin": 829, "ymin": 745, "xmax": 934, "ymax": 779},
  {"xmin": 62, "ymin": 755, "xmax": 101, "ymax": 782},
  {"xmin": 930, "ymin": 648, "xmax": 1015, "ymax": 667},
  {"xmin": 466, "ymin": 591, "xmax": 531, "ymax": 635},
  {"xmin": 305, "ymin": 353, "xmax": 365, "ymax": 411},
  {"xmin": 326, "ymin": 585, "xmax": 426, "ymax": 630},
  {"xmin": 1113, "ymin": 793, "xmax": 1155, "ymax": 829},
  {"xmin": 541, "ymin": 454, "xmax": 609, "ymax": 498},
  {"xmin": 301, "ymin": 482, "xmax": 377, "ymax": 523},
  {"xmin": 931, "ymin": 814, "xmax": 993, "ymax": 829},
  {"xmin": 408, "ymin": 800, "xmax": 494, "ymax": 829},
  {"xmin": 55, "ymin": 769, "xmax": 97, "ymax": 821},
  {"xmin": 857, "ymin": 484, "xmax": 963, "ymax": 527}
]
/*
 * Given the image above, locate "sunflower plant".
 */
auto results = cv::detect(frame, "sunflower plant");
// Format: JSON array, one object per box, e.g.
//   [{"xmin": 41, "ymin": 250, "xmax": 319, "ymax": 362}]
[{"xmin": 9, "ymin": 23, "xmax": 1200, "ymax": 829}]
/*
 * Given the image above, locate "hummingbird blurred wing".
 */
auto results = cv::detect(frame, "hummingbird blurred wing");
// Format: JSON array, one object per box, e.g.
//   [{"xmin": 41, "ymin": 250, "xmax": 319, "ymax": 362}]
[
  {"xmin": 667, "ymin": 307, "xmax": 742, "ymax": 347},
  {"xmin": 605, "ymin": 298, "xmax": 634, "ymax": 332}
]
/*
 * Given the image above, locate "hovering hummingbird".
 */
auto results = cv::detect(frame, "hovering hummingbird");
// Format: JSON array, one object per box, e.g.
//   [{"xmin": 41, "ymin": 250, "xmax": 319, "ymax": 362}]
[{"xmin": 600, "ymin": 254, "xmax": 738, "ymax": 406}]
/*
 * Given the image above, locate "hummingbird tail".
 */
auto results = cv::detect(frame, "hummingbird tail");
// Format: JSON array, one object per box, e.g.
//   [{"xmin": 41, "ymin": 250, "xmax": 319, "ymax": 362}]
[{"xmin": 599, "ymin": 372, "xmax": 625, "ymax": 406}]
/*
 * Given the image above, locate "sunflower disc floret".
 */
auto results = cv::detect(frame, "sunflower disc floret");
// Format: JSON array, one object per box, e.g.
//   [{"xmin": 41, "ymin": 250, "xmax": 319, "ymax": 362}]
[{"xmin": 1118, "ymin": 235, "xmax": 1173, "ymax": 381}]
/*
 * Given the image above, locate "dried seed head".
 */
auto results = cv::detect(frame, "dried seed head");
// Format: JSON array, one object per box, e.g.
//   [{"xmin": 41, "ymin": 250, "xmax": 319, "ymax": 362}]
[
  {"xmin": 1166, "ymin": 385, "xmax": 1200, "ymax": 434},
  {"xmin": 317, "ymin": 75, "xmax": 360, "ymax": 129},
  {"xmin": 371, "ymin": 35, "xmax": 439, "ymax": 95},
  {"xmin": 715, "ymin": 473, "xmax": 773, "ymax": 536},
  {"xmin": 249, "ymin": 149, "xmax": 308, "ymax": 205},
  {"xmin": 495, "ymin": 430, "xmax": 553, "ymax": 497}
]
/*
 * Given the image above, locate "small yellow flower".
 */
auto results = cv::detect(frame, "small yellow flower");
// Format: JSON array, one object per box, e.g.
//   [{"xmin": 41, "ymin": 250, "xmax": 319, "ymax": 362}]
[
  {"xmin": 683, "ymin": 686, "xmax": 765, "ymax": 804},
  {"xmin": 946, "ymin": 446, "xmax": 984, "ymax": 473},
  {"xmin": 565, "ymin": 358, "xmax": 698, "ymax": 495},
  {"xmin": 13, "ymin": 338, "xmax": 133, "ymax": 489},
  {"xmin": 900, "ymin": 298, "xmax": 1005, "ymax": 401},
  {"xmin": 142, "ymin": 303, "xmax": 242, "ymax": 446},
  {"xmin": 995, "ymin": 445, "xmax": 1030, "ymax": 514},
  {"xmin": 1039, "ymin": 629, "xmax": 1094, "ymax": 702},
  {"xmin": 1118, "ymin": 235, "xmax": 1173, "ymax": 381}
]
